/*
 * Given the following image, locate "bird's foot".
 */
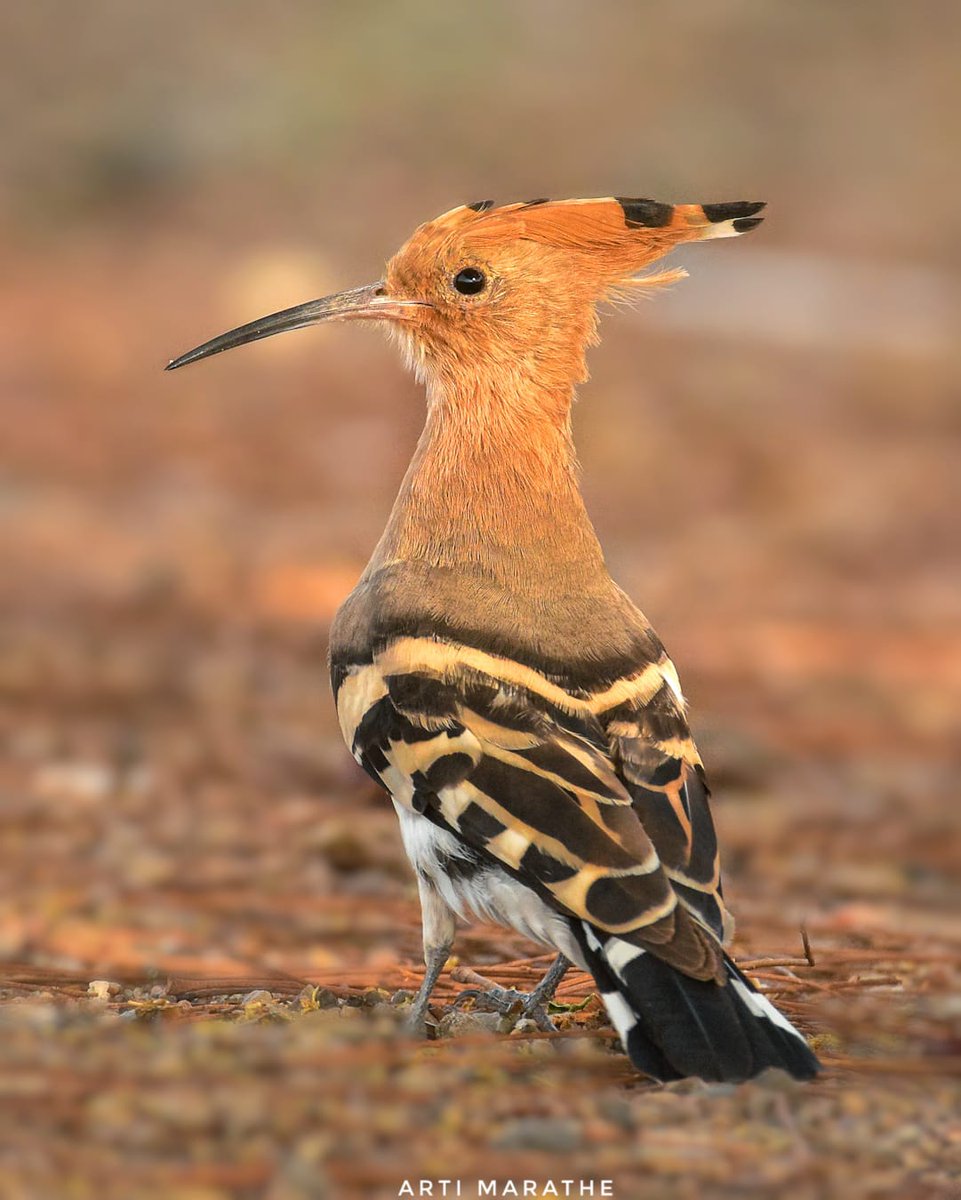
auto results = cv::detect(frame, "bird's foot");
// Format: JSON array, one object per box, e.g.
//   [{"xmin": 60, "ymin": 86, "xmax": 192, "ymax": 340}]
[
  {"xmin": 452, "ymin": 985, "xmax": 556, "ymax": 1031},
  {"xmin": 403, "ymin": 994, "xmax": 440, "ymax": 1038},
  {"xmin": 403, "ymin": 1008, "xmax": 425, "ymax": 1037}
]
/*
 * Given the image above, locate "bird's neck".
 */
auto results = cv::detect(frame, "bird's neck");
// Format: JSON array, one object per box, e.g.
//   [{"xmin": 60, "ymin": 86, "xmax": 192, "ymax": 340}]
[{"xmin": 368, "ymin": 377, "xmax": 607, "ymax": 589}]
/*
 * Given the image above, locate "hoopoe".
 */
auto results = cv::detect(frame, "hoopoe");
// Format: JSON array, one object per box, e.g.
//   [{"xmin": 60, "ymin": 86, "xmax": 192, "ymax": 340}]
[{"xmin": 168, "ymin": 197, "xmax": 820, "ymax": 1082}]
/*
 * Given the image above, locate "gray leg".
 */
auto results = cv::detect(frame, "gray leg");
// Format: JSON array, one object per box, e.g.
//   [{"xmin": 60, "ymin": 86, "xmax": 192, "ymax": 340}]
[
  {"xmin": 523, "ymin": 953, "xmax": 571, "ymax": 1020},
  {"xmin": 405, "ymin": 879, "xmax": 456, "ymax": 1035},
  {"xmin": 406, "ymin": 944, "xmax": 451, "ymax": 1033}
]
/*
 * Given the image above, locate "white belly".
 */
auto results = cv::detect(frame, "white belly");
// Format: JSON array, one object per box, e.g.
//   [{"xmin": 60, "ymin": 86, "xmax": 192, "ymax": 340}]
[{"xmin": 393, "ymin": 802, "xmax": 582, "ymax": 964}]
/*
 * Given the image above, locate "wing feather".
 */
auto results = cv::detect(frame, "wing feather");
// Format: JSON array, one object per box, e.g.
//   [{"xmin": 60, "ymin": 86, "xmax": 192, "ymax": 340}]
[
  {"xmin": 606, "ymin": 678, "xmax": 732, "ymax": 942},
  {"xmin": 337, "ymin": 637, "xmax": 728, "ymax": 980}
]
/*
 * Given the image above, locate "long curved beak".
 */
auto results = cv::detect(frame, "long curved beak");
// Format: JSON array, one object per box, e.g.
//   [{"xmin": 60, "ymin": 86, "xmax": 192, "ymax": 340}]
[{"xmin": 165, "ymin": 281, "xmax": 427, "ymax": 370}]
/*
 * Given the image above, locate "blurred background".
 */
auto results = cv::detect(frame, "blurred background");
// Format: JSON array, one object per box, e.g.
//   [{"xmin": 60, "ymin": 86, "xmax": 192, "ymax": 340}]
[{"xmin": 1, "ymin": 3, "xmax": 959, "ymax": 1197}]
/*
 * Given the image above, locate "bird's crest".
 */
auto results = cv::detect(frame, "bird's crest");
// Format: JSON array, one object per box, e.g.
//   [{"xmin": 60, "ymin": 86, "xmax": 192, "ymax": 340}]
[{"xmin": 419, "ymin": 196, "xmax": 765, "ymax": 293}]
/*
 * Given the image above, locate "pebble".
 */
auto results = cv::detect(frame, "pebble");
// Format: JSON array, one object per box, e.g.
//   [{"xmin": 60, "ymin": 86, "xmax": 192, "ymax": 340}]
[
  {"xmin": 437, "ymin": 1010, "xmax": 505, "ymax": 1038},
  {"xmin": 511, "ymin": 1017, "xmax": 541, "ymax": 1035},
  {"xmin": 493, "ymin": 1117, "xmax": 584, "ymax": 1152},
  {"xmin": 242, "ymin": 989, "xmax": 275, "ymax": 1006},
  {"xmin": 298, "ymin": 986, "xmax": 340, "ymax": 1010},
  {"xmin": 87, "ymin": 980, "xmax": 121, "ymax": 1001}
]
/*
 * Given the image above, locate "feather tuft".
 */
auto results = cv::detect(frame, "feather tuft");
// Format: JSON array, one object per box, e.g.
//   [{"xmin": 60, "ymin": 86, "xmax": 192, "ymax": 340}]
[{"xmin": 608, "ymin": 267, "xmax": 689, "ymax": 306}]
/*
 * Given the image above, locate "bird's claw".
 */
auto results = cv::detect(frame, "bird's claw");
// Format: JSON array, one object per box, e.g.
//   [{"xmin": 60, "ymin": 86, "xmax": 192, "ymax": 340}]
[
  {"xmin": 404, "ymin": 1011, "xmax": 429, "ymax": 1038},
  {"xmin": 452, "ymin": 986, "xmax": 556, "ymax": 1031}
]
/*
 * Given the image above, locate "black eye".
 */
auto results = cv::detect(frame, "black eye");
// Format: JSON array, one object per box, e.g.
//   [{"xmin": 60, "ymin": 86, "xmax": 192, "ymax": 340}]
[{"xmin": 453, "ymin": 267, "xmax": 486, "ymax": 295}]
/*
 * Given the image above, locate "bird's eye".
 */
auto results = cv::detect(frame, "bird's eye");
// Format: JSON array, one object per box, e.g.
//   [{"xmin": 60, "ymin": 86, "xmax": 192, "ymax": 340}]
[{"xmin": 452, "ymin": 267, "xmax": 486, "ymax": 295}]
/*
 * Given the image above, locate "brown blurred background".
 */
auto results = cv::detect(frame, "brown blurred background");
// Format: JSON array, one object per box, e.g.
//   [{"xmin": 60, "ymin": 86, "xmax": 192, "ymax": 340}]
[{"xmin": 1, "ymin": 3, "xmax": 959, "ymax": 1198}]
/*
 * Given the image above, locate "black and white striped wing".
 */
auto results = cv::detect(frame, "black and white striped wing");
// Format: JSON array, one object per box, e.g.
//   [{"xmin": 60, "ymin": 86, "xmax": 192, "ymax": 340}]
[{"xmin": 334, "ymin": 637, "xmax": 722, "ymax": 981}]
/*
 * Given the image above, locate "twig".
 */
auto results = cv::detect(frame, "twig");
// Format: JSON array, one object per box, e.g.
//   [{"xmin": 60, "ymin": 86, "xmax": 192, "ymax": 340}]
[{"xmin": 801, "ymin": 923, "xmax": 815, "ymax": 966}]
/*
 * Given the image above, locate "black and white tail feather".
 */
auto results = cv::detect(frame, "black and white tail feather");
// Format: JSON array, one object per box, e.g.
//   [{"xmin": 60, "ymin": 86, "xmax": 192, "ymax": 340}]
[{"xmin": 573, "ymin": 922, "xmax": 820, "ymax": 1083}]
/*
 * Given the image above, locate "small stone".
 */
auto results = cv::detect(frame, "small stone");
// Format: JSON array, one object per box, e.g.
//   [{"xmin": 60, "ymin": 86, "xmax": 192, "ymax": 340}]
[
  {"xmin": 493, "ymin": 1117, "xmax": 583, "ymax": 1152},
  {"xmin": 242, "ymin": 989, "xmax": 275, "ymax": 1005},
  {"xmin": 87, "ymin": 980, "xmax": 121, "ymax": 1001},
  {"xmin": 511, "ymin": 1017, "xmax": 541, "ymax": 1035},
  {"xmin": 298, "ymin": 985, "xmax": 340, "ymax": 1011},
  {"xmin": 437, "ymin": 1010, "xmax": 506, "ymax": 1038},
  {"xmin": 597, "ymin": 1095, "xmax": 635, "ymax": 1131}
]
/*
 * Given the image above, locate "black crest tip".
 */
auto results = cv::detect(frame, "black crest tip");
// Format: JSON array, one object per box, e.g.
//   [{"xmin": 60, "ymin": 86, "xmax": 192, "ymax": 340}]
[{"xmin": 702, "ymin": 201, "xmax": 766, "ymax": 223}]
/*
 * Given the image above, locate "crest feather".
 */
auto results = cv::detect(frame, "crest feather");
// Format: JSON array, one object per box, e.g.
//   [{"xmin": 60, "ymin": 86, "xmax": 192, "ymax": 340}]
[{"xmin": 429, "ymin": 197, "xmax": 765, "ymax": 291}]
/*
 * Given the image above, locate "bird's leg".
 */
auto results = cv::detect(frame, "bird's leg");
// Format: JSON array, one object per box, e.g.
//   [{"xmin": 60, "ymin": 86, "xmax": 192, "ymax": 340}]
[
  {"xmin": 455, "ymin": 953, "xmax": 571, "ymax": 1031},
  {"xmin": 405, "ymin": 880, "xmax": 456, "ymax": 1035},
  {"xmin": 406, "ymin": 944, "xmax": 452, "ymax": 1034},
  {"xmin": 525, "ymin": 952, "xmax": 571, "ymax": 1017}
]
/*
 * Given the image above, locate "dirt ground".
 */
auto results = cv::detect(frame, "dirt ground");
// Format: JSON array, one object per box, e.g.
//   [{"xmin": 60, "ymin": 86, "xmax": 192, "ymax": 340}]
[{"xmin": 0, "ymin": 200, "xmax": 959, "ymax": 1200}]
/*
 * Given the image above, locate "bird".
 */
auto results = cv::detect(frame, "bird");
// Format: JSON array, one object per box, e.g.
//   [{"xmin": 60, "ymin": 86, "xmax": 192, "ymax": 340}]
[{"xmin": 167, "ymin": 195, "xmax": 820, "ymax": 1083}]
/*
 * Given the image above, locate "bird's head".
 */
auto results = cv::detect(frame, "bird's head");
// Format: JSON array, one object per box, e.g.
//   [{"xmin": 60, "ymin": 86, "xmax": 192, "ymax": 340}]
[{"xmin": 167, "ymin": 197, "xmax": 764, "ymax": 398}]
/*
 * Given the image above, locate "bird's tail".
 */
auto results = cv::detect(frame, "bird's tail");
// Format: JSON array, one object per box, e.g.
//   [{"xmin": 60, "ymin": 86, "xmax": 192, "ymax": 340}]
[{"xmin": 572, "ymin": 922, "xmax": 820, "ymax": 1083}]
